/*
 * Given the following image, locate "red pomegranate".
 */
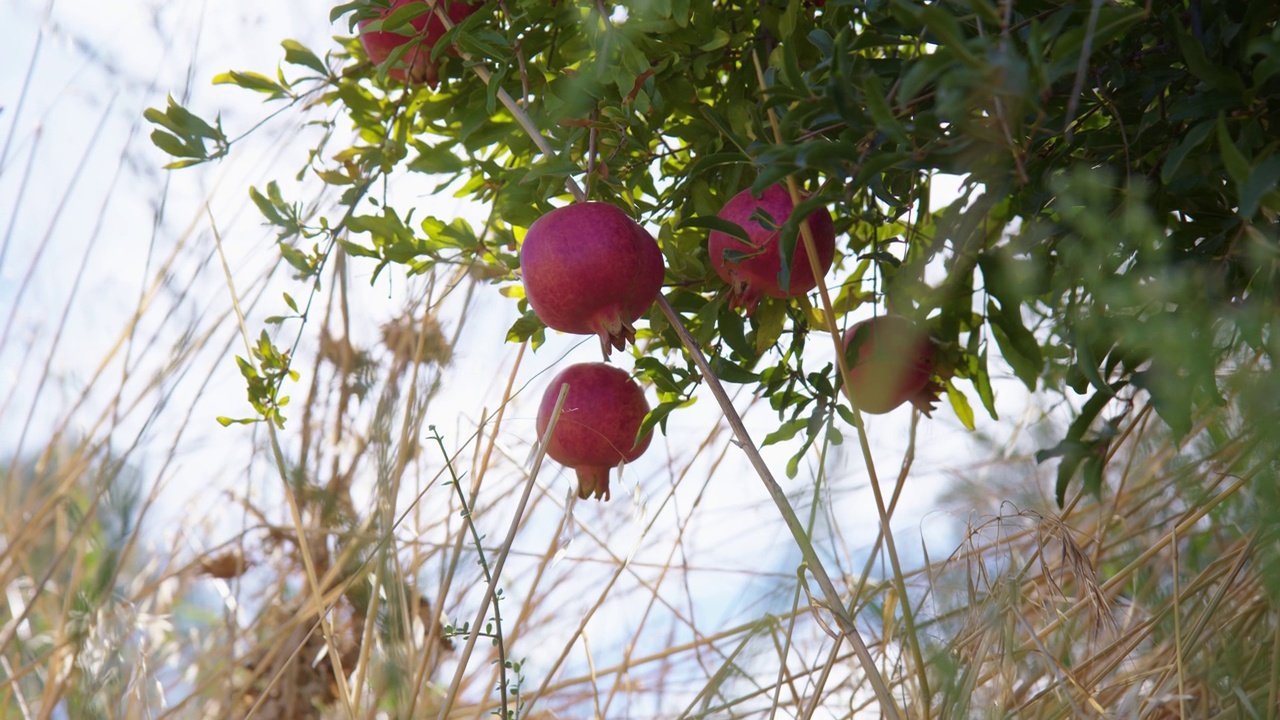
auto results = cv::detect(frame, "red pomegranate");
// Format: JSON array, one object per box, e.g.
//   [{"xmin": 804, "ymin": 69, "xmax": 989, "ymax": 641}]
[
  {"xmin": 358, "ymin": 0, "xmax": 479, "ymax": 88},
  {"xmin": 708, "ymin": 184, "xmax": 836, "ymax": 314},
  {"xmin": 842, "ymin": 315, "xmax": 939, "ymax": 415},
  {"xmin": 520, "ymin": 202, "xmax": 665, "ymax": 357},
  {"xmin": 536, "ymin": 363, "xmax": 653, "ymax": 501}
]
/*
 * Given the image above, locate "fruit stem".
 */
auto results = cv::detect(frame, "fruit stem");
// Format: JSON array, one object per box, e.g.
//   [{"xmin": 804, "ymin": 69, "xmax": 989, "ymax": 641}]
[
  {"xmin": 752, "ymin": 48, "xmax": 932, "ymax": 715},
  {"xmin": 655, "ymin": 295, "xmax": 903, "ymax": 720}
]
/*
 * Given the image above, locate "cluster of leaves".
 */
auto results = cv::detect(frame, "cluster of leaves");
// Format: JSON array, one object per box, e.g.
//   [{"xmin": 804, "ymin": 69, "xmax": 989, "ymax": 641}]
[{"xmin": 151, "ymin": 0, "xmax": 1279, "ymax": 504}]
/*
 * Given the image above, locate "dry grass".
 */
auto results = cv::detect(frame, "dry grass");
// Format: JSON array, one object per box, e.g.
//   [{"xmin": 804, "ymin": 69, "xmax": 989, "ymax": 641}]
[{"xmin": 4, "ymin": 6, "xmax": 1280, "ymax": 720}]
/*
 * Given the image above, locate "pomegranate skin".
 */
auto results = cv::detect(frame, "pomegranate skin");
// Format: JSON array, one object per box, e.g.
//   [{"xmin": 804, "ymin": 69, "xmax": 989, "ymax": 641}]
[
  {"xmin": 358, "ymin": 0, "xmax": 479, "ymax": 87},
  {"xmin": 536, "ymin": 363, "xmax": 653, "ymax": 501},
  {"xmin": 842, "ymin": 315, "xmax": 937, "ymax": 415},
  {"xmin": 708, "ymin": 184, "xmax": 836, "ymax": 314},
  {"xmin": 520, "ymin": 203, "xmax": 665, "ymax": 357}
]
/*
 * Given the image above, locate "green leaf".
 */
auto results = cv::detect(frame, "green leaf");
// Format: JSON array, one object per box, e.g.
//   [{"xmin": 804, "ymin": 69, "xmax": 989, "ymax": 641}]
[
  {"xmin": 1216, "ymin": 114, "xmax": 1250, "ymax": 185},
  {"xmin": 506, "ymin": 310, "xmax": 545, "ymax": 344},
  {"xmin": 987, "ymin": 301, "xmax": 1041, "ymax": 390},
  {"xmin": 709, "ymin": 355, "xmax": 760, "ymax": 384},
  {"xmin": 1131, "ymin": 365, "xmax": 1193, "ymax": 440},
  {"xmin": 681, "ymin": 215, "xmax": 751, "ymax": 244},
  {"xmin": 149, "ymin": 130, "xmax": 199, "ymax": 159},
  {"xmin": 213, "ymin": 70, "xmax": 290, "ymax": 98},
  {"xmin": 762, "ymin": 417, "xmax": 807, "ymax": 447},
  {"xmin": 718, "ymin": 301, "xmax": 751, "ymax": 360},
  {"xmin": 861, "ymin": 72, "xmax": 906, "ymax": 143},
  {"xmin": 249, "ymin": 186, "xmax": 286, "ymax": 226},
  {"xmin": 785, "ymin": 438, "xmax": 812, "ymax": 479},
  {"xmin": 1175, "ymin": 27, "xmax": 1245, "ymax": 93},
  {"xmin": 1240, "ymin": 154, "xmax": 1280, "ymax": 218},
  {"xmin": 753, "ymin": 299, "xmax": 786, "ymax": 355},
  {"xmin": 974, "ymin": 349, "xmax": 998, "ymax": 420},
  {"xmin": 638, "ymin": 397, "xmax": 695, "ymax": 438},
  {"xmin": 282, "ymin": 40, "xmax": 328, "ymax": 74},
  {"xmin": 1069, "ymin": 328, "xmax": 1116, "ymax": 398},
  {"xmin": 1036, "ymin": 387, "xmax": 1115, "ymax": 507},
  {"xmin": 165, "ymin": 100, "xmax": 222, "ymax": 140},
  {"xmin": 1160, "ymin": 120, "xmax": 1214, "ymax": 185},
  {"xmin": 918, "ymin": 4, "xmax": 979, "ymax": 67},
  {"xmin": 408, "ymin": 141, "xmax": 465, "ymax": 174},
  {"xmin": 945, "ymin": 381, "xmax": 976, "ymax": 431},
  {"xmin": 699, "ymin": 27, "xmax": 730, "ymax": 52},
  {"xmin": 373, "ymin": 2, "xmax": 429, "ymax": 32},
  {"xmin": 684, "ymin": 152, "xmax": 750, "ymax": 180},
  {"xmin": 330, "ymin": 1, "xmax": 364, "ymax": 25}
]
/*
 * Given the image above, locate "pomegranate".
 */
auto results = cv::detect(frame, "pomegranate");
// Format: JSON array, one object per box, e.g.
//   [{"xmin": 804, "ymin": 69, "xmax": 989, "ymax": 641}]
[
  {"xmin": 520, "ymin": 202, "xmax": 665, "ymax": 357},
  {"xmin": 358, "ymin": 0, "xmax": 479, "ymax": 88},
  {"xmin": 842, "ymin": 314, "xmax": 939, "ymax": 415},
  {"xmin": 536, "ymin": 363, "xmax": 653, "ymax": 501},
  {"xmin": 708, "ymin": 184, "xmax": 836, "ymax": 314}
]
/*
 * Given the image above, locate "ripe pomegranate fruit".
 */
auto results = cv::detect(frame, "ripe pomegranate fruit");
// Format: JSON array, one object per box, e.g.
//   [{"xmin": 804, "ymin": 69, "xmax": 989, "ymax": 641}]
[
  {"xmin": 520, "ymin": 202, "xmax": 665, "ymax": 357},
  {"xmin": 708, "ymin": 184, "xmax": 836, "ymax": 314},
  {"xmin": 536, "ymin": 363, "xmax": 653, "ymax": 501},
  {"xmin": 842, "ymin": 314, "xmax": 940, "ymax": 415},
  {"xmin": 358, "ymin": 0, "xmax": 479, "ymax": 88}
]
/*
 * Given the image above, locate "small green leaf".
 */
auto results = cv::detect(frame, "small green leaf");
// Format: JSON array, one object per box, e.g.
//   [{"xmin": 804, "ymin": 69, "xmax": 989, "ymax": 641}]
[
  {"xmin": 149, "ymin": 130, "xmax": 199, "ymax": 159},
  {"xmin": 861, "ymin": 72, "xmax": 906, "ymax": 143},
  {"xmin": 1240, "ymin": 154, "xmax": 1280, "ymax": 218},
  {"xmin": 638, "ymin": 396, "xmax": 696, "ymax": 438},
  {"xmin": 973, "ymin": 349, "xmax": 998, "ymax": 420},
  {"xmin": 213, "ymin": 70, "xmax": 290, "ymax": 98},
  {"xmin": 1216, "ymin": 114, "xmax": 1250, "ymax": 185},
  {"xmin": 282, "ymin": 39, "xmax": 327, "ymax": 74},
  {"xmin": 699, "ymin": 27, "xmax": 730, "ymax": 52},
  {"xmin": 709, "ymin": 355, "xmax": 760, "ymax": 384},
  {"xmin": 372, "ymin": 2, "xmax": 429, "ymax": 32},
  {"xmin": 680, "ymin": 215, "xmax": 751, "ymax": 244},
  {"xmin": 506, "ymin": 310, "xmax": 545, "ymax": 344},
  {"xmin": 762, "ymin": 417, "xmax": 807, "ymax": 447},
  {"xmin": 753, "ymin": 299, "xmax": 786, "ymax": 355},
  {"xmin": 945, "ymin": 381, "xmax": 976, "ymax": 431},
  {"xmin": 1161, "ymin": 120, "xmax": 1214, "ymax": 185}
]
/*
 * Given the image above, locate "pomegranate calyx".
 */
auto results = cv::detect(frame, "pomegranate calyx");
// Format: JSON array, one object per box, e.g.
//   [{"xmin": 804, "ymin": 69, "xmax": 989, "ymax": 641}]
[
  {"xmin": 909, "ymin": 379, "xmax": 945, "ymax": 417},
  {"xmin": 725, "ymin": 279, "xmax": 763, "ymax": 316},
  {"xmin": 592, "ymin": 313, "xmax": 638, "ymax": 357},
  {"xmin": 575, "ymin": 466, "xmax": 612, "ymax": 500}
]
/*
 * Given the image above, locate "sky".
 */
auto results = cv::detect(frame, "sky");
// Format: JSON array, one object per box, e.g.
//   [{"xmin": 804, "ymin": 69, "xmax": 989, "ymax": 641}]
[{"xmin": 0, "ymin": 0, "xmax": 1057, "ymax": 712}]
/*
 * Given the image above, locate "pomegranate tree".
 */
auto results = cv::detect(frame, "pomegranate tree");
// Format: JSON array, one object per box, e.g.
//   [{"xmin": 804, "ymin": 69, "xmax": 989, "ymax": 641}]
[
  {"xmin": 842, "ymin": 315, "xmax": 939, "ymax": 415},
  {"xmin": 358, "ymin": 0, "xmax": 479, "ymax": 88},
  {"xmin": 536, "ymin": 363, "xmax": 653, "ymax": 501},
  {"xmin": 520, "ymin": 202, "xmax": 665, "ymax": 356},
  {"xmin": 708, "ymin": 184, "xmax": 836, "ymax": 314}
]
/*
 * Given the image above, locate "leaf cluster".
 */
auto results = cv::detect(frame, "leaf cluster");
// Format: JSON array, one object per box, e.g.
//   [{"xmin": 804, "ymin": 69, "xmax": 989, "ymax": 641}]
[{"xmin": 151, "ymin": 0, "xmax": 1280, "ymax": 504}]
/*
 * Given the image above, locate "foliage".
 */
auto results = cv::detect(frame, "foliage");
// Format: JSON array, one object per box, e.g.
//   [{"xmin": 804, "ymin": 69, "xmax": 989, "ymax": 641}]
[{"xmin": 150, "ymin": 0, "xmax": 1279, "ymax": 507}]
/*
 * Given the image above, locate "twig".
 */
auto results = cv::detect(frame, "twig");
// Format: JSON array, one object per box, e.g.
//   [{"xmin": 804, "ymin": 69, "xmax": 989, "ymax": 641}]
[
  {"xmin": 209, "ymin": 208, "xmax": 358, "ymax": 719},
  {"xmin": 750, "ymin": 47, "xmax": 930, "ymax": 713},
  {"xmin": 1064, "ymin": 0, "xmax": 1104, "ymax": 143},
  {"xmin": 434, "ymin": 386, "xmax": 570, "ymax": 720}
]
